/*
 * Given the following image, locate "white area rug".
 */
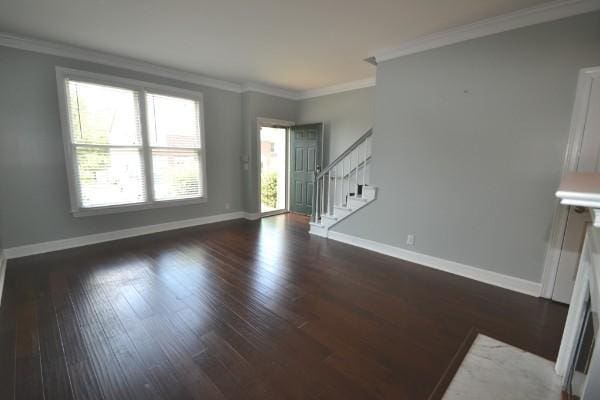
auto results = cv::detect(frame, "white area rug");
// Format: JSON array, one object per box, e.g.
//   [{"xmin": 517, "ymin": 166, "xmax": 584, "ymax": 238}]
[{"xmin": 442, "ymin": 334, "xmax": 563, "ymax": 400}]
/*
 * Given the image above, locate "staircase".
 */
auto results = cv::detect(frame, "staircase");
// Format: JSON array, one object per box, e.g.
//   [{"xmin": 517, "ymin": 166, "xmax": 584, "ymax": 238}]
[{"xmin": 309, "ymin": 129, "xmax": 377, "ymax": 237}]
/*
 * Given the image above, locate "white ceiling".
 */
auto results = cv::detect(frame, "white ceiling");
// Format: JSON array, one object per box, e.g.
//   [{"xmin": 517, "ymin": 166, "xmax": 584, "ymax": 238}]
[{"xmin": 0, "ymin": 0, "xmax": 552, "ymax": 91}]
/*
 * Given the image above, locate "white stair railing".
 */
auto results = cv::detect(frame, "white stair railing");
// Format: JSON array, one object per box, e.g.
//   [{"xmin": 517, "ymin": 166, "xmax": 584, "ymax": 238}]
[{"xmin": 311, "ymin": 129, "xmax": 373, "ymax": 223}]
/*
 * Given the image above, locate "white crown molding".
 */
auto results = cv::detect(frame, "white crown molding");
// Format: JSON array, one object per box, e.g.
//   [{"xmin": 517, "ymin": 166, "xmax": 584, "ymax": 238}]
[
  {"xmin": 241, "ymin": 82, "xmax": 299, "ymax": 100},
  {"xmin": 241, "ymin": 77, "xmax": 376, "ymax": 100},
  {"xmin": 326, "ymin": 230, "xmax": 542, "ymax": 297},
  {"xmin": 372, "ymin": 0, "xmax": 600, "ymax": 63},
  {"xmin": 297, "ymin": 77, "xmax": 376, "ymax": 100},
  {"xmin": 0, "ymin": 32, "xmax": 244, "ymax": 93},
  {"xmin": 3, "ymin": 211, "xmax": 254, "ymax": 259}
]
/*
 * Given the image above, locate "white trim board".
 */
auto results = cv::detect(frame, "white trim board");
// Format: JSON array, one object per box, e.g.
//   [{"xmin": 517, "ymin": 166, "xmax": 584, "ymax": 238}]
[
  {"xmin": 242, "ymin": 78, "xmax": 376, "ymax": 100},
  {"xmin": 327, "ymin": 231, "xmax": 542, "ymax": 297},
  {"xmin": 241, "ymin": 83, "xmax": 299, "ymax": 100},
  {"xmin": 372, "ymin": 0, "xmax": 600, "ymax": 63},
  {"xmin": 0, "ymin": 251, "xmax": 6, "ymax": 306},
  {"xmin": 0, "ymin": 32, "xmax": 375, "ymax": 101},
  {"xmin": 4, "ymin": 211, "xmax": 248, "ymax": 259},
  {"xmin": 296, "ymin": 77, "xmax": 376, "ymax": 100}
]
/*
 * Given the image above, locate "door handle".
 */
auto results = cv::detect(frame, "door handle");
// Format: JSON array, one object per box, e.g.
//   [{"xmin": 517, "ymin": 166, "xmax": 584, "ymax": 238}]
[{"xmin": 573, "ymin": 206, "xmax": 586, "ymax": 214}]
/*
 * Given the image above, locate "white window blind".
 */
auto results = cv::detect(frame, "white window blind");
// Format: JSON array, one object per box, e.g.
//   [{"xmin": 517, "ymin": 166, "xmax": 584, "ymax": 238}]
[
  {"xmin": 146, "ymin": 93, "xmax": 204, "ymax": 201},
  {"xmin": 58, "ymin": 69, "xmax": 206, "ymax": 215},
  {"xmin": 67, "ymin": 80, "xmax": 146, "ymax": 208}
]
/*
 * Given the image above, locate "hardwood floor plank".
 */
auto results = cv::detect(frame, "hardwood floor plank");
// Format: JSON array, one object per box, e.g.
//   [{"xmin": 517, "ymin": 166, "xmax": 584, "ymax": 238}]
[
  {"xmin": 51, "ymin": 275, "xmax": 104, "ymax": 400},
  {"xmin": 146, "ymin": 362, "xmax": 196, "ymax": 400},
  {"xmin": 37, "ymin": 292, "xmax": 74, "ymax": 400},
  {"xmin": 0, "ymin": 274, "xmax": 18, "ymax": 400},
  {"xmin": 77, "ymin": 323, "xmax": 139, "ymax": 400},
  {"xmin": 140, "ymin": 315, "xmax": 224, "ymax": 400},
  {"xmin": 15, "ymin": 302, "xmax": 44, "ymax": 400}
]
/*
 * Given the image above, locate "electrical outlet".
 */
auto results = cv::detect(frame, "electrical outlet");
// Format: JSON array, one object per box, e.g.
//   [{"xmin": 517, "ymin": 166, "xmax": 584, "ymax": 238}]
[
  {"xmin": 225, "ymin": 202, "xmax": 231, "ymax": 210},
  {"xmin": 406, "ymin": 234, "xmax": 415, "ymax": 246}
]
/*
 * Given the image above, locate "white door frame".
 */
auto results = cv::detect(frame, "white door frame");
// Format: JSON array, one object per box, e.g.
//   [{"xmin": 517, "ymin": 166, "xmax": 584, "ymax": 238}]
[
  {"xmin": 541, "ymin": 66, "xmax": 600, "ymax": 299},
  {"xmin": 256, "ymin": 117, "xmax": 295, "ymax": 217}
]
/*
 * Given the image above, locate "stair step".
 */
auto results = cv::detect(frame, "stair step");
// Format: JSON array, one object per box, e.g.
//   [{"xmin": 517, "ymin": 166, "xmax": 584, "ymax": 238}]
[
  {"xmin": 319, "ymin": 214, "xmax": 338, "ymax": 228},
  {"xmin": 333, "ymin": 206, "xmax": 353, "ymax": 218},
  {"xmin": 309, "ymin": 222, "xmax": 327, "ymax": 237},
  {"xmin": 334, "ymin": 206, "xmax": 353, "ymax": 212}
]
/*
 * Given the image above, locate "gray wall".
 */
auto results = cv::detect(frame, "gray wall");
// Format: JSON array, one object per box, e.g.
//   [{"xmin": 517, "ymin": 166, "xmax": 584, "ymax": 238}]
[
  {"xmin": 297, "ymin": 87, "xmax": 374, "ymax": 164},
  {"xmin": 0, "ymin": 46, "xmax": 244, "ymax": 247},
  {"xmin": 334, "ymin": 11, "xmax": 600, "ymax": 283},
  {"xmin": 241, "ymin": 91, "xmax": 297, "ymax": 213}
]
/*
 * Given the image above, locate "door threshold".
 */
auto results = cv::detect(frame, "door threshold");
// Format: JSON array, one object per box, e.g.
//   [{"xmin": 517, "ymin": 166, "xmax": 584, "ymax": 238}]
[{"xmin": 261, "ymin": 210, "xmax": 289, "ymax": 218}]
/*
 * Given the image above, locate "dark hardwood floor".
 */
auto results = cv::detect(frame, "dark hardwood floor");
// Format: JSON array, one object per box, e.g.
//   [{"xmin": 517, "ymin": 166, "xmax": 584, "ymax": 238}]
[{"xmin": 0, "ymin": 213, "xmax": 567, "ymax": 400}]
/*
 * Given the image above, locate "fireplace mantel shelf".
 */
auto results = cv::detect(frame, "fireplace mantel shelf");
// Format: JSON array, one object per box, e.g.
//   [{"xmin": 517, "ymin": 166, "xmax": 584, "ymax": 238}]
[
  {"xmin": 556, "ymin": 172, "xmax": 600, "ymax": 227},
  {"xmin": 555, "ymin": 172, "xmax": 600, "ymax": 399}
]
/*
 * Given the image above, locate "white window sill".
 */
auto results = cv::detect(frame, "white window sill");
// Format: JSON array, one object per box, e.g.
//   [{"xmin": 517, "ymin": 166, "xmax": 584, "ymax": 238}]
[{"xmin": 72, "ymin": 196, "xmax": 208, "ymax": 217}]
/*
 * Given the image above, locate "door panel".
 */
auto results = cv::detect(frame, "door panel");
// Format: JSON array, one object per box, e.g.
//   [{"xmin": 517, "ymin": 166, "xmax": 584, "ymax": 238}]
[
  {"xmin": 294, "ymin": 181, "xmax": 303, "ymax": 205},
  {"xmin": 290, "ymin": 123, "xmax": 322, "ymax": 215},
  {"xmin": 294, "ymin": 148, "xmax": 304, "ymax": 171},
  {"xmin": 553, "ymin": 76, "xmax": 600, "ymax": 303},
  {"xmin": 307, "ymin": 147, "xmax": 316, "ymax": 172}
]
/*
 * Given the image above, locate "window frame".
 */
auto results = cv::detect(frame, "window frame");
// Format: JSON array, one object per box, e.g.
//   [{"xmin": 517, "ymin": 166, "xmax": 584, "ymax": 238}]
[{"xmin": 56, "ymin": 67, "xmax": 208, "ymax": 217}]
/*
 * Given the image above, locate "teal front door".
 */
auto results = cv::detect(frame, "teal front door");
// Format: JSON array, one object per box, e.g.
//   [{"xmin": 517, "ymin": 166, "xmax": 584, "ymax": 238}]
[{"xmin": 290, "ymin": 123, "xmax": 322, "ymax": 215}]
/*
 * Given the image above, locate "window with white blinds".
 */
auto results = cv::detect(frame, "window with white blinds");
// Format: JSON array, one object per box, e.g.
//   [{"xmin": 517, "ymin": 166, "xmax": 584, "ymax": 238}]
[
  {"xmin": 57, "ymin": 68, "xmax": 206, "ymax": 216},
  {"xmin": 146, "ymin": 93, "xmax": 204, "ymax": 201}
]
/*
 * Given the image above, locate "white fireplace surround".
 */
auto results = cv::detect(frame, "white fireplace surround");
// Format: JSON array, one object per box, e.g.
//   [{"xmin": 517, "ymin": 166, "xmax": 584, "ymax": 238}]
[{"xmin": 555, "ymin": 173, "xmax": 600, "ymax": 398}]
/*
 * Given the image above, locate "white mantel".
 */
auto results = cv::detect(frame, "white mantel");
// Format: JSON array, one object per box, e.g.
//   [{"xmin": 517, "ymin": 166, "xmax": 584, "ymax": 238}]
[
  {"xmin": 556, "ymin": 172, "xmax": 600, "ymax": 227},
  {"xmin": 555, "ymin": 172, "xmax": 600, "ymax": 399}
]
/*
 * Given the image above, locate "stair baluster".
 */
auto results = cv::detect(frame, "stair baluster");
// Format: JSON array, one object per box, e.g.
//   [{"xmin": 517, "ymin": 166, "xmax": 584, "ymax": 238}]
[
  {"xmin": 362, "ymin": 140, "xmax": 367, "ymax": 187},
  {"xmin": 355, "ymin": 148, "xmax": 359, "ymax": 196},
  {"xmin": 333, "ymin": 166, "xmax": 337, "ymax": 213}
]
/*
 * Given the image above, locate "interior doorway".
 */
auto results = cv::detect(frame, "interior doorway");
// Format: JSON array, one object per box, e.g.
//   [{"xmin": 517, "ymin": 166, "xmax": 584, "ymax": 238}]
[{"xmin": 258, "ymin": 119, "xmax": 293, "ymax": 216}]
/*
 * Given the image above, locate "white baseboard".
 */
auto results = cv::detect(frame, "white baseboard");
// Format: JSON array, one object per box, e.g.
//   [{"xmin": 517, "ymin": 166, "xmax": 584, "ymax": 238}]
[
  {"xmin": 4, "ymin": 211, "xmax": 248, "ymax": 259},
  {"xmin": 0, "ymin": 250, "xmax": 6, "ymax": 306},
  {"xmin": 327, "ymin": 231, "xmax": 542, "ymax": 297},
  {"xmin": 243, "ymin": 212, "xmax": 262, "ymax": 221}
]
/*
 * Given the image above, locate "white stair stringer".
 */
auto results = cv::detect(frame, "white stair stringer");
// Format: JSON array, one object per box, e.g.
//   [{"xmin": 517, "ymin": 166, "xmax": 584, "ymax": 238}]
[{"xmin": 309, "ymin": 186, "xmax": 377, "ymax": 237}]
